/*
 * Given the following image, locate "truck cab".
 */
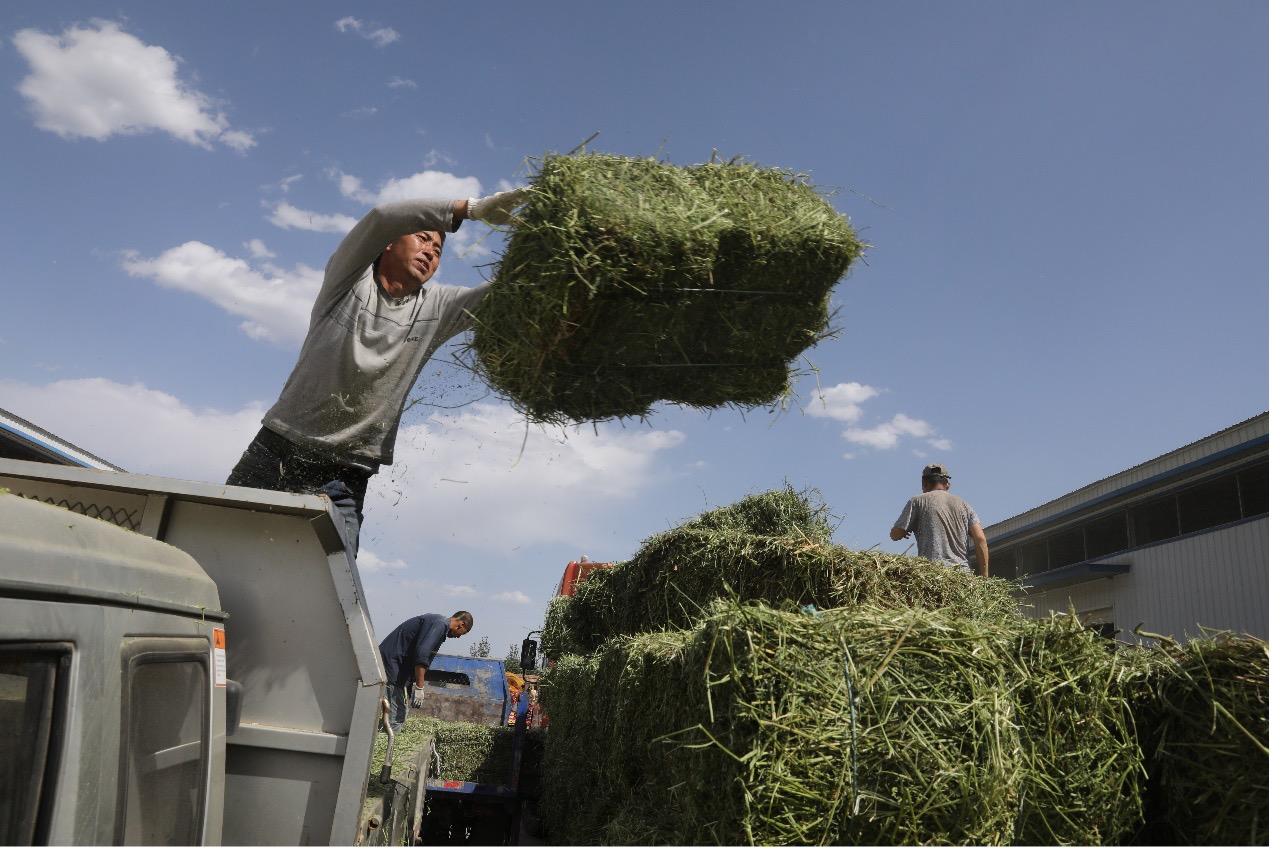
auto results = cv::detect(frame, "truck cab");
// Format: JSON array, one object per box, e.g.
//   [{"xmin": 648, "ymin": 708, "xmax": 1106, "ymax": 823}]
[
  {"xmin": 0, "ymin": 459, "xmax": 385, "ymax": 845},
  {"xmin": 0, "ymin": 494, "xmax": 227, "ymax": 844}
]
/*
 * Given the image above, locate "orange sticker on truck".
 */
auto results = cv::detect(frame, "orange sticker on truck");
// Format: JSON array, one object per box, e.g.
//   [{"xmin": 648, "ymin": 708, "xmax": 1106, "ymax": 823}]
[{"xmin": 214, "ymin": 628, "xmax": 227, "ymax": 687}]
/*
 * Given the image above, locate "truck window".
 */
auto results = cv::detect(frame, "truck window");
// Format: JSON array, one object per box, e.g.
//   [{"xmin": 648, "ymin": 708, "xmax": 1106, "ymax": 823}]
[
  {"xmin": 0, "ymin": 648, "xmax": 67, "ymax": 845},
  {"xmin": 117, "ymin": 640, "xmax": 209, "ymax": 845}
]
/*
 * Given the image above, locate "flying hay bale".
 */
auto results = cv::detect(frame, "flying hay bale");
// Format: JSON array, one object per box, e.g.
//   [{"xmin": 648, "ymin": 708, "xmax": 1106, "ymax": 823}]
[
  {"xmin": 1139, "ymin": 632, "xmax": 1269, "ymax": 845},
  {"xmin": 539, "ymin": 603, "xmax": 1144, "ymax": 845},
  {"xmin": 543, "ymin": 486, "xmax": 1018, "ymax": 657},
  {"xmin": 469, "ymin": 153, "xmax": 865, "ymax": 424}
]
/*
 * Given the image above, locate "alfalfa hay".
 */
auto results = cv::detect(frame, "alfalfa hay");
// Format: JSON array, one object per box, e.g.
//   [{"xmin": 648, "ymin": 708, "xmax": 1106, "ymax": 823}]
[
  {"xmin": 1140, "ymin": 632, "xmax": 1269, "ymax": 845},
  {"xmin": 542, "ymin": 486, "xmax": 1020, "ymax": 658},
  {"xmin": 469, "ymin": 153, "xmax": 865, "ymax": 424},
  {"xmin": 367, "ymin": 717, "xmax": 515, "ymax": 797},
  {"xmin": 539, "ymin": 602, "xmax": 1146, "ymax": 845}
]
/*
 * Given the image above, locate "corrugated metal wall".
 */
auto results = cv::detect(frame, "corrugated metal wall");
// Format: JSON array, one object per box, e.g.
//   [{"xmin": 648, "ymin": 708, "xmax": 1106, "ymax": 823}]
[
  {"xmin": 991, "ymin": 414, "xmax": 1267, "ymax": 538},
  {"xmin": 1019, "ymin": 517, "xmax": 1268, "ymax": 643}
]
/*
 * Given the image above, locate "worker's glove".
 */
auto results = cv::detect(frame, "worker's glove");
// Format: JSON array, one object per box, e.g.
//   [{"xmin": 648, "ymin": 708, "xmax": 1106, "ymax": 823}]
[
  {"xmin": 467, "ymin": 187, "xmax": 528, "ymax": 226},
  {"xmin": 410, "ymin": 684, "xmax": 426, "ymax": 709}
]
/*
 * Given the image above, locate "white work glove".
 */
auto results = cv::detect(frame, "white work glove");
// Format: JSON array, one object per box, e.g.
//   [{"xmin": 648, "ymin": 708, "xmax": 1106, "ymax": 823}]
[
  {"xmin": 410, "ymin": 684, "xmax": 426, "ymax": 709},
  {"xmin": 467, "ymin": 187, "xmax": 528, "ymax": 226}
]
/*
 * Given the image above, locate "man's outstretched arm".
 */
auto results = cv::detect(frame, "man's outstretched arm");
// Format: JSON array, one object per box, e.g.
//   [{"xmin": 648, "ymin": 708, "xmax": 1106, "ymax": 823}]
[{"xmin": 969, "ymin": 523, "xmax": 990, "ymax": 578}]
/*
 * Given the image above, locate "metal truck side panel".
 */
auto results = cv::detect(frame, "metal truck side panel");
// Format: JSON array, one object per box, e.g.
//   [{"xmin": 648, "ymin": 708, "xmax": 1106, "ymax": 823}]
[{"xmin": 0, "ymin": 459, "xmax": 385, "ymax": 846}]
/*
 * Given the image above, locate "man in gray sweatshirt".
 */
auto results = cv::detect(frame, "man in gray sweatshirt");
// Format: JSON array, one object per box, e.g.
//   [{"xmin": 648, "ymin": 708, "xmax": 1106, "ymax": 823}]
[{"xmin": 226, "ymin": 190, "xmax": 526, "ymax": 552}]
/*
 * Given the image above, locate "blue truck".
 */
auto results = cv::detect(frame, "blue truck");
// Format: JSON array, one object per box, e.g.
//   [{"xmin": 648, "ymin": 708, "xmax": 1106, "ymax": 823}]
[{"xmin": 369, "ymin": 652, "xmax": 536, "ymax": 845}]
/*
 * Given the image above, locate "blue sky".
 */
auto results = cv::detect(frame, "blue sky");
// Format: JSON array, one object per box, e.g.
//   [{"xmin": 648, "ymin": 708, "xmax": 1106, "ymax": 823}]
[{"xmin": 0, "ymin": 2, "xmax": 1267, "ymax": 659}]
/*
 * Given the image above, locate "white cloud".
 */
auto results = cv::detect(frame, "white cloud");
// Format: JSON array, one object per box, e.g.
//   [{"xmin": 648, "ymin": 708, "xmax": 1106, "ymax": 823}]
[
  {"xmin": 340, "ymin": 106, "xmax": 377, "ymax": 120},
  {"xmin": 808, "ymin": 381, "xmax": 882, "ymax": 424},
  {"xmin": 325, "ymin": 166, "xmax": 487, "ymax": 260},
  {"xmin": 492, "ymin": 591, "xmax": 531, "ymax": 604},
  {"xmin": 278, "ymin": 174, "xmax": 303, "ymax": 192},
  {"xmin": 244, "ymin": 238, "xmax": 275, "ymax": 259},
  {"xmin": 812, "ymin": 380, "xmax": 952, "ymax": 457},
  {"xmin": 387, "ymin": 76, "xmax": 416, "ymax": 89},
  {"xmin": 328, "ymin": 168, "xmax": 376, "ymax": 204},
  {"xmin": 268, "ymin": 201, "xmax": 360, "ymax": 234},
  {"xmin": 357, "ymin": 549, "xmax": 407, "ymax": 573},
  {"xmin": 368, "ymin": 403, "xmax": 685, "ymax": 554},
  {"xmin": 441, "ymin": 584, "xmax": 479, "ymax": 598},
  {"xmin": 373, "ymin": 170, "xmax": 483, "ymax": 204},
  {"xmin": 334, "ymin": 17, "xmax": 399, "ymax": 47},
  {"xmin": 121, "ymin": 241, "xmax": 319, "ymax": 346},
  {"xmin": 447, "ymin": 226, "xmax": 495, "ymax": 261},
  {"xmin": 842, "ymin": 412, "xmax": 936, "ymax": 451},
  {"xmin": 0, "ymin": 378, "xmax": 264, "ymax": 482},
  {"xmin": 13, "ymin": 21, "xmax": 254, "ymax": 150}
]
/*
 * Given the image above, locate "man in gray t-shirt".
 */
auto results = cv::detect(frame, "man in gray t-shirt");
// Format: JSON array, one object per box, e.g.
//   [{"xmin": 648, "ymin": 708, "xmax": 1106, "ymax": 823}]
[
  {"xmin": 890, "ymin": 463, "xmax": 989, "ymax": 577},
  {"xmin": 226, "ymin": 189, "xmax": 528, "ymax": 552}
]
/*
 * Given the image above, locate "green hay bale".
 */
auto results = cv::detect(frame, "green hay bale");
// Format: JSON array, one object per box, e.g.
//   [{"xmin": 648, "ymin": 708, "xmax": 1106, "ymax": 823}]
[
  {"xmin": 554, "ymin": 539, "xmax": 1019, "ymax": 658},
  {"xmin": 541, "ymin": 485, "xmax": 1018, "ymax": 659},
  {"xmin": 1008, "ymin": 616, "xmax": 1145, "ymax": 845},
  {"xmin": 469, "ymin": 153, "xmax": 865, "ymax": 424},
  {"xmin": 1141, "ymin": 633, "xmax": 1269, "ymax": 845},
  {"xmin": 678, "ymin": 482, "xmax": 837, "ymax": 540},
  {"xmin": 539, "ymin": 594, "xmax": 585, "ymax": 660},
  {"xmin": 540, "ymin": 605, "xmax": 1147, "ymax": 845},
  {"xmin": 366, "ymin": 717, "xmax": 515, "ymax": 798}
]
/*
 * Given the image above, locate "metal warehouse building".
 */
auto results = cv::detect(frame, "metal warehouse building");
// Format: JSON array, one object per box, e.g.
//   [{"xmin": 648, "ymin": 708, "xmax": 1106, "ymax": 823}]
[{"xmin": 984, "ymin": 413, "xmax": 1268, "ymax": 642}]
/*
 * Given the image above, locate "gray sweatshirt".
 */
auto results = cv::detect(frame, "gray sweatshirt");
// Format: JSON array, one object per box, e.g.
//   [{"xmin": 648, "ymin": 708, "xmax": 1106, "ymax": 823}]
[{"xmin": 263, "ymin": 199, "xmax": 490, "ymax": 465}]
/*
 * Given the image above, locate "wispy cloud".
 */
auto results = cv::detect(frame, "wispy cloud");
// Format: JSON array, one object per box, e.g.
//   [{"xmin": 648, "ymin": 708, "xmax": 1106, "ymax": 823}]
[
  {"xmin": 808, "ymin": 381, "xmax": 881, "ymax": 424},
  {"xmin": 371, "ymin": 403, "xmax": 686, "ymax": 553},
  {"xmin": 841, "ymin": 412, "xmax": 935, "ymax": 450},
  {"xmin": 334, "ymin": 17, "xmax": 399, "ymax": 47},
  {"xmin": 339, "ymin": 106, "xmax": 378, "ymax": 120},
  {"xmin": 813, "ymin": 381, "xmax": 952, "ymax": 457},
  {"xmin": 0, "ymin": 377, "xmax": 264, "ymax": 482},
  {"xmin": 267, "ymin": 201, "xmax": 360, "ymax": 233},
  {"xmin": 330, "ymin": 166, "xmax": 483, "ymax": 205},
  {"xmin": 13, "ymin": 20, "xmax": 254, "ymax": 150},
  {"xmin": 121, "ymin": 242, "xmax": 319, "ymax": 346},
  {"xmin": 492, "ymin": 591, "xmax": 531, "ymax": 604},
  {"xmin": 357, "ymin": 549, "xmax": 407, "ymax": 573},
  {"xmin": 387, "ymin": 76, "xmax": 417, "ymax": 89},
  {"xmin": 244, "ymin": 238, "xmax": 275, "ymax": 259}
]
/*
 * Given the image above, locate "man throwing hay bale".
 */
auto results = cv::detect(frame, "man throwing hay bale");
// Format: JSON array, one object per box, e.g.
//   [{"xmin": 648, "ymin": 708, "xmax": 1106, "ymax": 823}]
[{"xmin": 225, "ymin": 189, "xmax": 527, "ymax": 552}]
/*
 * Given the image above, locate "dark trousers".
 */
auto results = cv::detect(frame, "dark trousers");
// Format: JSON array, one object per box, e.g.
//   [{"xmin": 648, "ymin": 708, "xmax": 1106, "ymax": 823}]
[{"xmin": 227, "ymin": 427, "xmax": 377, "ymax": 554}]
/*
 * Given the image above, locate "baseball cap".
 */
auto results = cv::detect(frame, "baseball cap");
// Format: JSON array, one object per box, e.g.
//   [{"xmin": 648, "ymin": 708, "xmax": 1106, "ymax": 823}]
[{"xmin": 922, "ymin": 463, "xmax": 951, "ymax": 480}]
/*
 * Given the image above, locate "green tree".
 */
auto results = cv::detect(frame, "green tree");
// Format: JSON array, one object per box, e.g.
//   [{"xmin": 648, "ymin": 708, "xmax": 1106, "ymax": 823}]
[
  {"xmin": 503, "ymin": 643, "xmax": 521, "ymax": 673},
  {"xmin": 469, "ymin": 636, "xmax": 490, "ymax": 658}
]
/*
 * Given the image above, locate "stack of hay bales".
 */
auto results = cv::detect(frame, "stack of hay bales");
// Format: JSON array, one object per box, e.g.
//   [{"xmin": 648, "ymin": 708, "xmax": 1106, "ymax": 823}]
[
  {"xmin": 469, "ymin": 153, "xmax": 866, "ymax": 424},
  {"xmin": 537, "ymin": 487, "xmax": 1152, "ymax": 845},
  {"xmin": 540, "ymin": 486, "xmax": 1017, "ymax": 659},
  {"xmin": 1134, "ymin": 633, "xmax": 1270, "ymax": 845}
]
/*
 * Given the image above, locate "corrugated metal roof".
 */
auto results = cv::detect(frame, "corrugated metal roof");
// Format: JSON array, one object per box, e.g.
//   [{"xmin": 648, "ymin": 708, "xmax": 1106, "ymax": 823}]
[
  {"xmin": 0, "ymin": 407, "xmax": 122, "ymax": 471},
  {"xmin": 986, "ymin": 412, "xmax": 1268, "ymax": 537}
]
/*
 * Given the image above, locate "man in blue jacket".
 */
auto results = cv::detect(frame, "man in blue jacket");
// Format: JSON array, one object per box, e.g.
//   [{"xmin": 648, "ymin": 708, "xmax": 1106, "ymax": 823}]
[{"xmin": 379, "ymin": 611, "xmax": 473, "ymax": 731}]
